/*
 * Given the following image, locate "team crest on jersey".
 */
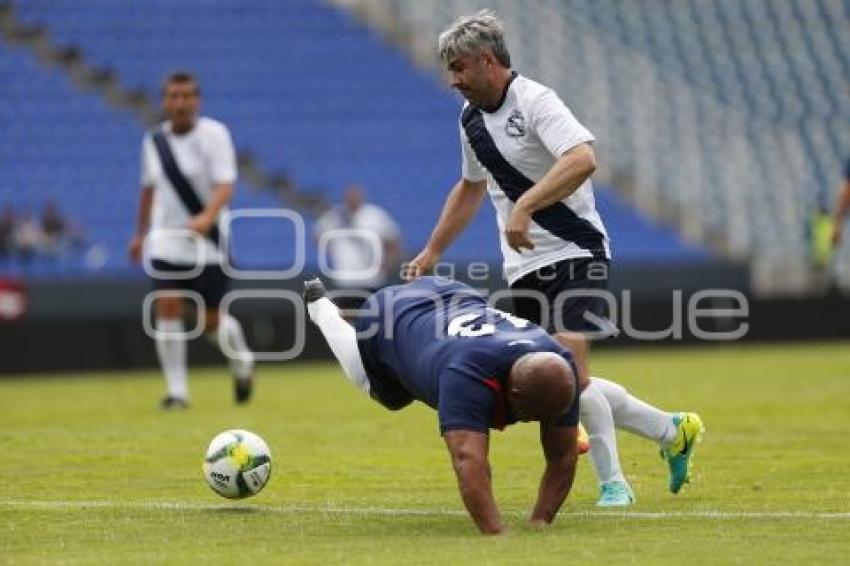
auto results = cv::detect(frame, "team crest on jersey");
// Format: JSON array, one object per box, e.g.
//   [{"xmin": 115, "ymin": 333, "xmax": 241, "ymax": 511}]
[{"xmin": 505, "ymin": 109, "xmax": 526, "ymax": 138}]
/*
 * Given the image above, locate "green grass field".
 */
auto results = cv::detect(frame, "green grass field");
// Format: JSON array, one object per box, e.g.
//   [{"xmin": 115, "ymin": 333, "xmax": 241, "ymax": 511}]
[{"xmin": 2, "ymin": 342, "xmax": 849, "ymax": 564}]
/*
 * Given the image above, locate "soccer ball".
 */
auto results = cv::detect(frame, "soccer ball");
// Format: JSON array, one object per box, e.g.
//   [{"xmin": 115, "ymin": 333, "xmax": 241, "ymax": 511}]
[{"xmin": 203, "ymin": 429, "xmax": 272, "ymax": 499}]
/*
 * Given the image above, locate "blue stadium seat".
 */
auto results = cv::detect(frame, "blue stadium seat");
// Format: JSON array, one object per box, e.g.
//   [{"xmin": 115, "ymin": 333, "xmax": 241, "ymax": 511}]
[{"xmin": 2, "ymin": 0, "xmax": 712, "ymax": 280}]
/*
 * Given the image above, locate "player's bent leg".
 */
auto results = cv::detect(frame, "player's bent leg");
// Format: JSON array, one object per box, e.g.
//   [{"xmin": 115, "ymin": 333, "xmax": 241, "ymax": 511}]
[
  {"xmin": 592, "ymin": 377, "xmax": 704, "ymax": 493},
  {"xmin": 194, "ymin": 264, "xmax": 255, "ymax": 404},
  {"xmin": 579, "ymin": 380, "xmax": 633, "ymax": 506},
  {"xmin": 552, "ymin": 331, "xmax": 589, "ymax": 386},
  {"xmin": 304, "ymin": 278, "xmax": 371, "ymax": 396},
  {"xmin": 555, "ymin": 333, "xmax": 633, "ymax": 505},
  {"xmin": 155, "ymin": 295, "xmax": 189, "ymax": 409},
  {"xmin": 205, "ymin": 310, "xmax": 255, "ymax": 404},
  {"xmin": 591, "ymin": 377, "xmax": 677, "ymax": 443}
]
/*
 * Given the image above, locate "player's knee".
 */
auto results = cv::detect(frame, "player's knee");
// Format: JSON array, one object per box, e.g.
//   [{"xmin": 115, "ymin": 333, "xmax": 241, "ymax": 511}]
[
  {"xmin": 204, "ymin": 309, "xmax": 220, "ymax": 332},
  {"xmin": 156, "ymin": 296, "xmax": 184, "ymax": 319}
]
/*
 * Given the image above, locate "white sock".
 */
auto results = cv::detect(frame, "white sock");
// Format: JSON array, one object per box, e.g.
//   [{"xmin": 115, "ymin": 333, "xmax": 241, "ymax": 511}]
[
  {"xmin": 308, "ymin": 297, "xmax": 370, "ymax": 395},
  {"xmin": 592, "ymin": 377, "xmax": 677, "ymax": 446},
  {"xmin": 156, "ymin": 318, "xmax": 188, "ymax": 400},
  {"xmin": 580, "ymin": 382, "xmax": 625, "ymax": 484},
  {"xmin": 207, "ymin": 314, "xmax": 254, "ymax": 380}
]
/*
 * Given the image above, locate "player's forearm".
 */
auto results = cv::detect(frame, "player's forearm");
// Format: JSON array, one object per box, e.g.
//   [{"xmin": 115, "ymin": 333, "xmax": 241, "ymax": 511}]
[
  {"xmin": 531, "ymin": 452, "xmax": 577, "ymax": 523},
  {"xmin": 203, "ymin": 183, "xmax": 234, "ymax": 220},
  {"xmin": 454, "ymin": 460, "xmax": 504, "ymax": 534},
  {"xmin": 515, "ymin": 144, "xmax": 596, "ymax": 215},
  {"xmin": 135, "ymin": 187, "xmax": 153, "ymax": 236},
  {"xmin": 425, "ymin": 180, "xmax": 486, "ymax": 255}
]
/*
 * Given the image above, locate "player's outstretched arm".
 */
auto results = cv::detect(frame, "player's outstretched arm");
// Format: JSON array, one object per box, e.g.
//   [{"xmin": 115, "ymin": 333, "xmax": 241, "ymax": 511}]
[
  {"xmin": 442, "ymin": 429, "xmax": 504, "ymax": 535},
  {"xmin": 530, "ymin": 423, "xmax": 578, "ymax": 527},
  {"xmin": 403, "ymin": 178, "xmax": 486, "ymax": 279}
]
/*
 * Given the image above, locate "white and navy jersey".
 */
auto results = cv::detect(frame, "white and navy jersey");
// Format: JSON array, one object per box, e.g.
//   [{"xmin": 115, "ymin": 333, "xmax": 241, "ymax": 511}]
[
  {"xmin": 459, "ymin": 74, "xmax": 610, "ymax": 285},
  {"xmin": 140, "ymin": 116, "xmax": 237, "ymax": 265}
]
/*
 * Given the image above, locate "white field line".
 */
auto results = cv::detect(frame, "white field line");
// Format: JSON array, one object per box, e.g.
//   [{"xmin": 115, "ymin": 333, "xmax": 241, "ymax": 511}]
[{"xmin": 2, "ymin": 499, "xmax": 849, "ymax": 520}]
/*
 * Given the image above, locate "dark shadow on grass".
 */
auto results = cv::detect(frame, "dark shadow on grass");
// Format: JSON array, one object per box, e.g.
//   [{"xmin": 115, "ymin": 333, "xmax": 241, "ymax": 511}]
[{"xmin": 205, "ymin": 505, "xmax": 263, "ymax": 515}]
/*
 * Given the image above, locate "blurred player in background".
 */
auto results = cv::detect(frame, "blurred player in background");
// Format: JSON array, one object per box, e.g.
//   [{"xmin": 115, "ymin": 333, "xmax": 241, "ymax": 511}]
[
  {"xmin": 128, "ymin": 71, "xmax": 254, "ymax": 409},
  {"xmin": 305, "ymin": 275, "xmax": 579, "ymax": 535},
  {"xmin": 314, "ymin": 185, "xmax": 402, "ymax": 309},
  {"xmin": 830, "ymin": 158, "xmax": 850, "ymax": 248},
  {"xmin": 405, "ymin": 10, "xmax": 702, "ymax": 504}
]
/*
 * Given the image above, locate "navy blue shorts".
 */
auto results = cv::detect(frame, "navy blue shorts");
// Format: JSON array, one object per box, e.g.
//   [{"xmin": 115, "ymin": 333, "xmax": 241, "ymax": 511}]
[
  {"xmin": 510, "ymin": 258, "xmax": 618, "ymax": 338},
  {"xmin": 150, "ymin": 259, "xmax": 229, "ymax": 310},
  {"xmin": 356, "ymin": 336, "xmax": 414, "ymax": 411}
]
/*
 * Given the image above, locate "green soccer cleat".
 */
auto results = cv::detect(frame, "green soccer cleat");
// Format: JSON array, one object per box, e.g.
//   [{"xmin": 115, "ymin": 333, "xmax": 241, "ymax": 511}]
[
  {"xmin": 596, "ymin": 480, "xmax": 635, "ymax": 507},
  {"xmin": 662, "ymin": 412, "xmax": 705, "ymax": 494}
]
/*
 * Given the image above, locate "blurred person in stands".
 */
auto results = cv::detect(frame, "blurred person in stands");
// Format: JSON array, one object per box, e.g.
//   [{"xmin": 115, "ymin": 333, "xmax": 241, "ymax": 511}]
[
  {"xmin": 0, "ymin": 205, "xmax": 16, "ymax": 257},
  {"xmin": 314, "ymin": 185, "xmax": 402, "ymax": 309},
  {"xmin": 13, "ymin": 210, "xmax": 44, "ymax": 260},
  {"xmin": 128, "ymin": 71, "xmax": 254, "ymax": 410},
  {"xmin": 40, "ymin": 200, "xmax": 85, "ymax": 255},
  {"xmin": 829, "ymin": 158, "xmax": 850, "ymax": 249}
]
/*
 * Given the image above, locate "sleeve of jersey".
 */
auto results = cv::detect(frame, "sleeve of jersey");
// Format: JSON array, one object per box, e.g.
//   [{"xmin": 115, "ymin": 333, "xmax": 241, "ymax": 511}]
[
  {"xmin": 459, "ymin": 123, "xmax": 487, "ymax": 183},
  {"xmin": 532, "ymin": 89, "xmax": 596, "ymax": 158},
  {"xmin": 139, "ymin": 135, "xmax": 154, "ymax": 188},
  {"xmin": 438, "ymin": 368, "xmax": 496, "ymax": 435},
  {"xmin": 209, "ymin": 124, "xmax": 238, "ymax": 185}
]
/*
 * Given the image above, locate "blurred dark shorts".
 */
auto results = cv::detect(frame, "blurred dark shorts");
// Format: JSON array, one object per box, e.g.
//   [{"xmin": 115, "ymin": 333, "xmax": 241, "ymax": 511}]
[
  {"xmin": 150, "ymin": 259, "xmax": 229, "ymax": 309},
  {"xmin": 510, "ymin": 257, "xmax": 619, "ymax": 339}
]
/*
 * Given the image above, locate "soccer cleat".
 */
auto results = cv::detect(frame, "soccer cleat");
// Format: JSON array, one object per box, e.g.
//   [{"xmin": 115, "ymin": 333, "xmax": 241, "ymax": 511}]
[
  {"xmin": 234, "ymin": 373, "xmax": 253, "ymax": 405},
  {"xmin": 159, "ymin": 396, "xmax": 189, "ymax": 410},
  {"xmin": 661, "ymin": 412, "xmax": 705, "ymax": 494},
  {"xmin": 303, "ymin": 277, "xmax": 328, "ymax": 304},
  {"xmin": 596, "ymin": 480, "xmax": 635, "ymax": 507}
]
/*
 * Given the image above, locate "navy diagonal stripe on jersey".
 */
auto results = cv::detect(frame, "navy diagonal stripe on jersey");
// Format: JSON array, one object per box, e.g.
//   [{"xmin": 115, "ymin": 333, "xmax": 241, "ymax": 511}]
[
  {"xmin": 461, "ymin": 106, "xmax": 605, "ymax": 259},
  {"xmin": 151, "ymin": 130, "xmax": 222, "ymax": 247}
]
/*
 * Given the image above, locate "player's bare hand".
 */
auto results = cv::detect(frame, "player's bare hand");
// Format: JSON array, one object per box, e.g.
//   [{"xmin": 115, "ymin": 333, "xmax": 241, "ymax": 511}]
[
  {"xmin": 188, "ymin": 212, "xmax": 214, "ymax": 236},
  {"xmin": 127, "ymin": 234, "xmax": 144, "ymax": 264},
  {"xmin": 505, "ymin": 207, "xmax": 534, "ymax": 252},
  {"xmin": 528, "ymin": 518, "xmax": 550, "ymax": 530},
  {"xmin": 402, "ymin": 248, "xmax": 440, "ymax": 280}
]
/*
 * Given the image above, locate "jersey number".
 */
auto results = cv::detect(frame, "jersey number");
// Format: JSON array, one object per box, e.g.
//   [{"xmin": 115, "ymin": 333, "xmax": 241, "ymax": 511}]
[{"xmin": 447, "ymin": 308, "xmax": 529, "ymax": 338}]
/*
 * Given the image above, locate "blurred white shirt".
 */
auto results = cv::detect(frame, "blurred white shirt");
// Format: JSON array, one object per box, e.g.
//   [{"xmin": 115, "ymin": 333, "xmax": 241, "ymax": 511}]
[
  {"xmin": 314, "ymin": 203, "xmax": 400, "ymax": 289},
  {"xmin": 140, "ymin": 116, "xmax": 236, "ymax": 265}
]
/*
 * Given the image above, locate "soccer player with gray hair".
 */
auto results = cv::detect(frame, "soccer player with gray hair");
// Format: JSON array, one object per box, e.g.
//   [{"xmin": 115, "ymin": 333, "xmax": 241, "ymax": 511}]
[{"xmin": 406, "ymin": 10, "xmax": 704, "ymax": 506}]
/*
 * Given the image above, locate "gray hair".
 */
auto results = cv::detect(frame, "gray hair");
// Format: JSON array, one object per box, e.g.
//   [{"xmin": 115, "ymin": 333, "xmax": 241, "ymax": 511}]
[{"xmin": 438, "ymin": 9, "xmax": 511, "ymax": 68}]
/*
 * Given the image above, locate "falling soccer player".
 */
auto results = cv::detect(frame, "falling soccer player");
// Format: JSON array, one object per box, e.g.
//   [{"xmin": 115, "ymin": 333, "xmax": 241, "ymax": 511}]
[{"xmin": 306, "ymin": 275, "xmax": 581, "ymax": 534}]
